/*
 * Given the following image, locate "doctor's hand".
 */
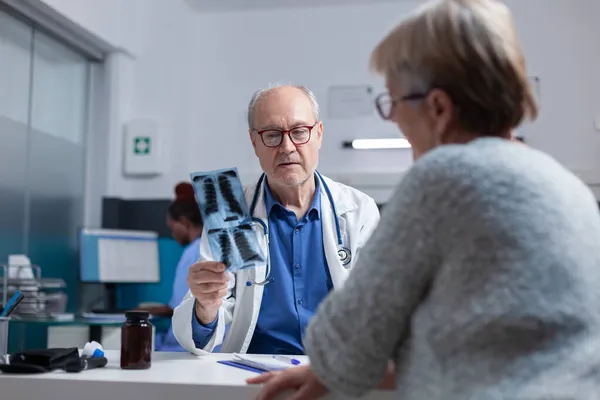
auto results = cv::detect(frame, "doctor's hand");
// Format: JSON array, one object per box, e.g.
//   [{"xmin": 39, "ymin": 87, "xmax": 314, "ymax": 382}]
[
  {"xmin": 186, "ymin": 261, "xmax": 232, "ymax": 324},
  {"xmin": 247, "ymin": 365, "xmax": 328, "ymax": 400}
]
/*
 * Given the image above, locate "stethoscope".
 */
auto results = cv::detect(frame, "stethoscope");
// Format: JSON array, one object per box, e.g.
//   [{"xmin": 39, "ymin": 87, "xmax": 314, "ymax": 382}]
[{"xmin": 245, "ymin": 170, "xmax": 347, "ymax": 286}]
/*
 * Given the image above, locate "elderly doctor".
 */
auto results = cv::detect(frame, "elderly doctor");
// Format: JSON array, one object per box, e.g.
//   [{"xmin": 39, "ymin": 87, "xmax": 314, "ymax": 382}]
[{"xmin": 172, "ymin": 85, "xmax": 380, "ymax": 355}]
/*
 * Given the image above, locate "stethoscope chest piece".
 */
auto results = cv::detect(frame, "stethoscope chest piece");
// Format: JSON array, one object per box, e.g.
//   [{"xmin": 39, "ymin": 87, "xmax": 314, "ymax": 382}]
[{"xmin": 338, "ymin": 247, "xmax": 352, "ymax": 267}]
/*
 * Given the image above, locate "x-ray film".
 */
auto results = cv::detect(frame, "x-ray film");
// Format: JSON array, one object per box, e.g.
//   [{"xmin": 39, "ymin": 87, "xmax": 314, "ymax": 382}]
[
  {"xmin": 190, "ymin": 168, "xmax": 266, "ymax": 272},
  {"xmin": 207, "ymin": 224, "xmax": 265, "ymax": 271}
]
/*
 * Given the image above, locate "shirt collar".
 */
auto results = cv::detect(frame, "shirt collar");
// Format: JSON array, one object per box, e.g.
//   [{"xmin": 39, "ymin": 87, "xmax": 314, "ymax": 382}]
[{"xmin": 264, "ymin": 174, "xmax": 321, "ymax": 220}]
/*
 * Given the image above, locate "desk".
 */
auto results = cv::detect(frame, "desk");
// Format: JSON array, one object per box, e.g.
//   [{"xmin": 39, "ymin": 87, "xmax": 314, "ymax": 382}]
[{"xmin": 0, "ymin": 350, "xmax": 396, "ymax": 400}]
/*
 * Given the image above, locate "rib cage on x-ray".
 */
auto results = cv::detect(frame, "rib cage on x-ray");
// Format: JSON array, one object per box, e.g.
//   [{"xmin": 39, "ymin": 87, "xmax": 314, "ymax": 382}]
[
  {"xmin": 218, "ymin": 173, "xmax": 244, "ymax": 217},
  {"xmin": 218, "ymin": 230, "xmax": 232, "ymax": 267},
  {"xmin": 190, "ymin": 168, "xmax": 266, "ymax": 273},
  {"xmin": 233, "ymin": 224, "xmax": 261, "ymax": 262},
  {"xmin": 202, "ymin": 177, "xmax": 219, "ymax": 216}
]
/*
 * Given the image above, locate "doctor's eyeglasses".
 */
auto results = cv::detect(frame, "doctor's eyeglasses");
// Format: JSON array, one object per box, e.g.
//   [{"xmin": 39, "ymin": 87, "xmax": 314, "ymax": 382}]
[
  {"xmin": 253, "ymin": 122, "xmax": 318, "ymax": 148},
  {"xmin": 375, "ymin": 92, "xmax": 428, "ymax": 120}
]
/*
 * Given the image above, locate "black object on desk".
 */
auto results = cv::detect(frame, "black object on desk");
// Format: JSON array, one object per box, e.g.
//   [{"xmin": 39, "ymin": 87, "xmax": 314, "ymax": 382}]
[
  {"xmin": 65, "ymin": 355, "xmax": 108, "ymax": 372},
  {"xmin": 0, "ymin": 347, "xmax": 107, "ymax": 374},
  {"xmin": 0, "ymin": 347, "xmax": 79, "ymax": 374}
]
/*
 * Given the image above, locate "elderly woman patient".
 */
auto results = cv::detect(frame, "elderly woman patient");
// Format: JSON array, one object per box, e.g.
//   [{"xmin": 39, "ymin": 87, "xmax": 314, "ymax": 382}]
[{"xmin": 249, "ymin": 0, "xmax": 600, "ymax": 399}]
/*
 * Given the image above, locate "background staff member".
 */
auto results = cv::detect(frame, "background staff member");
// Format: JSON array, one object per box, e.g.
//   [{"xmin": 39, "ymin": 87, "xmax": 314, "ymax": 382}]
[{"xmin": 146, "ymin": 182, "xmax": 203, "ymax": 352}]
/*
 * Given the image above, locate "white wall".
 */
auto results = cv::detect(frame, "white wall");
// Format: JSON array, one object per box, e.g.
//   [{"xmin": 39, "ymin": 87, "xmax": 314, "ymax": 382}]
[
  {"xmin": 507, "ymin": 0, "xmax": 600, "ymax": 175},
  {"xmin": 38, "ymin": 0, "xmax": 149, "ymax": 55},
  {"xmin": 40, "ymin": 0, "xmax": 600, "ymax": 202},
  {"xmin": 188, "ymin": 2, "xmax": 417, "ymax": 178},
  {"xmin": 125, "ymin": 0, "xmax": 421, "ymax": 202}
]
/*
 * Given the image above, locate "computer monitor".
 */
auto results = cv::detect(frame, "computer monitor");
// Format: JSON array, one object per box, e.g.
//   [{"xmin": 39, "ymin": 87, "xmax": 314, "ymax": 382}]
[{"xmin": 79, "ymin": 228, "xmax": 160, "ymax": 283}]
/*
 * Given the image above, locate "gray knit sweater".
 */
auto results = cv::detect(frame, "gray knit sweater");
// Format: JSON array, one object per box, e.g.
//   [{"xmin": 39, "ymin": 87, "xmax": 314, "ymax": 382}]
[{"xmin": 305, "ymin": 137, "xmax": 600, "ymax": 400}]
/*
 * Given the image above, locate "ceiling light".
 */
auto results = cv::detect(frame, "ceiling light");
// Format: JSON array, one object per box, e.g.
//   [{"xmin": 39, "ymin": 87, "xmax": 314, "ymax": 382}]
[{"xmin": 342, "ymin": 138, "xmax": 411, "ymax": 149}]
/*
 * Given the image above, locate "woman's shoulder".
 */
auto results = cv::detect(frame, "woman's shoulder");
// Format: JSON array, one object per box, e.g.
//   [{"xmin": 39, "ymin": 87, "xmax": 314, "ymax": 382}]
[
  {"xmin": 409, "ymin": 137, "xmax": 560, "ymax": 185},
  {"xmin": 401, "ymin": 140, "xmax": 488, "ymax": 189},
  {"xmin": 415, "ymin": 137, "xmax": 513, "ymax": 168},
  {"xmin": 403, "ymin": 137, "xmax": 595, "ymax": 211},
  {"xmin": 398, "ymin": 137, "xmax": 580, "ymax": 207}
]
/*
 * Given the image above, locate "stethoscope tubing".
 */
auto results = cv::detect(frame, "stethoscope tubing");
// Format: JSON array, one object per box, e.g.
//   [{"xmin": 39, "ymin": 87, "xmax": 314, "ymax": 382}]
[{"xmin": 246, "ymin": 170, "xmax": 343, "ymax": 286}]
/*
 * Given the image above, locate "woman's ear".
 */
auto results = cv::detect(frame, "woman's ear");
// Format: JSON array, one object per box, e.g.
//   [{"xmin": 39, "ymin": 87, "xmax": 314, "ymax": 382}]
[{"xmin": 425, "ymin": 89, "xmax": 455, "ymax": 143}]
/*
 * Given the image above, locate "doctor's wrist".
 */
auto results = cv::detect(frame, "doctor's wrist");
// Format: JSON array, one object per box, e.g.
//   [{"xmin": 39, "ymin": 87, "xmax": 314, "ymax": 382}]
[{"xmin": 194, "ymin": 300, "xmax": 218, "ymax": 326}]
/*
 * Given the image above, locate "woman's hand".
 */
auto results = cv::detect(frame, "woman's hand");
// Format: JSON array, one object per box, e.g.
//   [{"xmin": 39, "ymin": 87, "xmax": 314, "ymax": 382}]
[
  {"xmin": 246, "ymin": 365, "xmax": 329, "ymax": 400},
  {"xmin": 247, "ymin": 361, "xmax": 396, "ymax": 399}
]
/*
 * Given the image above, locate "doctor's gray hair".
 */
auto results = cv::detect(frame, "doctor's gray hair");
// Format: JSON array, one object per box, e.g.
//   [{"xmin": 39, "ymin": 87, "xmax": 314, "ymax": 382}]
[{"xmin": 247, "ymin": 84, "xmax": 321, "ymax": 130}]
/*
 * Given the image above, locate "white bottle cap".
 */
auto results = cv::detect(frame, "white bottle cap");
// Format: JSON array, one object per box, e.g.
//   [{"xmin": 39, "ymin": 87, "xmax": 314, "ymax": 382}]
[{"xmin": 82, "ymin": 341, "xmax": 104, "ymax": 358}]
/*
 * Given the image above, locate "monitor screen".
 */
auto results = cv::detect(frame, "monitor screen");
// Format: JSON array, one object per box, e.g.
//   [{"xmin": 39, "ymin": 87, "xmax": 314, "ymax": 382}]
[{"xmin": 79, "ymin": 228, "xmax": 160, "ymax": 283}]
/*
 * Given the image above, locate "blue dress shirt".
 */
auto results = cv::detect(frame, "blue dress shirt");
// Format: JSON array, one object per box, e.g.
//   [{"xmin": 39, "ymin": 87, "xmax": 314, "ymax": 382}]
[
  {"xmin": 155, "ymin": 236, "xmax": 201, "ymax": 352},
  {"xmin": 191, "ymin": 178, "xmax": 332, "ymax": 354}
]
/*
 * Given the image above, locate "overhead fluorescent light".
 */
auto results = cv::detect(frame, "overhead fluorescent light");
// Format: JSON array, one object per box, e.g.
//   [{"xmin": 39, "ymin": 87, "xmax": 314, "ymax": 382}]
[{"xmin": 343, "ymin": 138, "xmax": 411, "ymax": 150}]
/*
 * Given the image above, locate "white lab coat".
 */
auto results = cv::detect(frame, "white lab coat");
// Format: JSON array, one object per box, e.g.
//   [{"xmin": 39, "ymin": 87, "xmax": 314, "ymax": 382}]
[{"xmin": 172, "ymin": 174, "xmax": 380, "ymax": 355}]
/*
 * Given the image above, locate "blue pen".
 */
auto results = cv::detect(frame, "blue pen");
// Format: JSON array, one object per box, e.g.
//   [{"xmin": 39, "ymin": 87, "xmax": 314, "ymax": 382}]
[
  {"xmin": 0, "ymin": 290, "xmax": 24, "ymax": 317},
  {"xmin": 273, "ymin": 355, "xmax": 301, "ymax": 366}
]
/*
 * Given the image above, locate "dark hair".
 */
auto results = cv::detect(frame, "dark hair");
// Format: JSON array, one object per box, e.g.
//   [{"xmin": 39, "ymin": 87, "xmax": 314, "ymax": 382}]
[{"xmin": 168, "ymin": 182, "xmax": 202, "ymax": 227}]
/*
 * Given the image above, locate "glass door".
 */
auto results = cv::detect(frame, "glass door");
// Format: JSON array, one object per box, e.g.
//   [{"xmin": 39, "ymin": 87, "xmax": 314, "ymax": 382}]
[
  {"xmin": 0, "ymin": 8, "xmax": 91, "ymax": 314},
  {"xmin": 27, "ymin": 29, "xmax": 90, "ymax": 312},
  {"xmin": 0, "ymin": 11, "xmax": 32, "ymax": 261}
]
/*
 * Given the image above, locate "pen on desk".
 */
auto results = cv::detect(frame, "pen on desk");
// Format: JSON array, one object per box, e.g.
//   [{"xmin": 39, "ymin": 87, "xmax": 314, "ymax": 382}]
[
  {"xmin": 0, "ymin": 290, "xmax": 25, "ymax": 317},
  {"xmin": 273, "ymin": 355, "xmax": 301, "ymax": 366}
]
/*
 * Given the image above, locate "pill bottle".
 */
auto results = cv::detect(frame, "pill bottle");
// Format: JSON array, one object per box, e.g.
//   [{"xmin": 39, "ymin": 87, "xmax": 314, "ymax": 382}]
[{"xmin": 120, "ymin": 310, "xmax": 153, "ymax": 369}]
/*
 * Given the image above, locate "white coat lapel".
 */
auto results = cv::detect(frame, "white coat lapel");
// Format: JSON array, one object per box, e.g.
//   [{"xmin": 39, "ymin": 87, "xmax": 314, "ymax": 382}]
[
  {"xmin": 223, "ymin": 181, "xmax": 269, "ymax": 353},
  {"xmin": 247, "ymin": 181, "xmax": 268, "ymax": 284},
  {"xmin": 320, "ymin": 190, "xmax": 349, "ymax": 288}
]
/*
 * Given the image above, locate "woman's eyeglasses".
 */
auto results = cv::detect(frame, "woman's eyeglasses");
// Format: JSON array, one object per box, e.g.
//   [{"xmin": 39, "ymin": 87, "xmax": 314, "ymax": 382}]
[{"xmin": 375, "ymin": 92, "xmax": 428, "ymax": 120}]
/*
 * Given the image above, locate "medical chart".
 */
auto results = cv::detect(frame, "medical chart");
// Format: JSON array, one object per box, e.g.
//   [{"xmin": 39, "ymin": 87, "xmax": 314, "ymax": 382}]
[{"xmin": 190, "ymin": 168, "xmax": 266, "ymax": 273}]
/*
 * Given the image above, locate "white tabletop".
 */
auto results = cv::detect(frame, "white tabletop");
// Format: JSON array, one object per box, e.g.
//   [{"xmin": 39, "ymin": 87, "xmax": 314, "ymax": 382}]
[{"xmin": 0, "ymin": 350, "xmax": 396, "ymax": 400}]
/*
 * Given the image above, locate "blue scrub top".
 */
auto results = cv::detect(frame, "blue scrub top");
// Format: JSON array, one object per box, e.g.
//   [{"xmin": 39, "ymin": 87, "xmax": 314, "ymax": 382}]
[{"xmin": 155, "ymin": 236, "xmax": 201, "ymax": 352}]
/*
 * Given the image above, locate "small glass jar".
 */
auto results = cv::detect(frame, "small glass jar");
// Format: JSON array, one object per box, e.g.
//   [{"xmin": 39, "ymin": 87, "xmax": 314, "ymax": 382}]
[{"xmin": 120, "ymin": 310, "xmax": 153, "ymax": 370}]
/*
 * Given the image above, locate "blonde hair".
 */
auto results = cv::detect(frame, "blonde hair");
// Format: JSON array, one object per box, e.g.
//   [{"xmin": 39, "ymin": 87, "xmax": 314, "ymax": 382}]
[{"xmin": 370, "ymin": 0, "xmax": 538, "ymax": 136}]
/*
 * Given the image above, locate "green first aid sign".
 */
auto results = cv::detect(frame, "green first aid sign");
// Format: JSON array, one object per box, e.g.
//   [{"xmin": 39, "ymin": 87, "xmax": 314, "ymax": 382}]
[{"xmin": 134, "ymin": 136, "xmax": 151, "ymax": 155}]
